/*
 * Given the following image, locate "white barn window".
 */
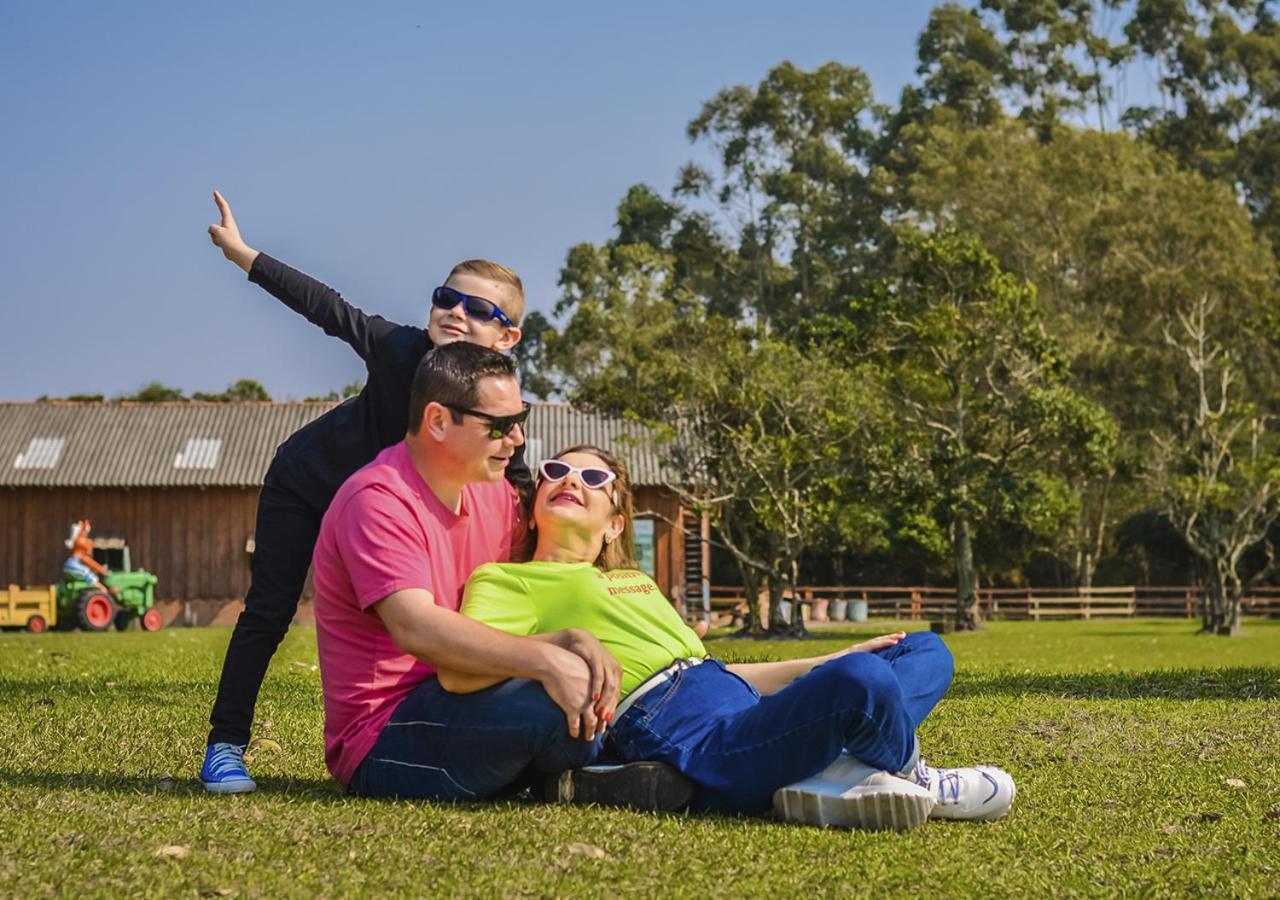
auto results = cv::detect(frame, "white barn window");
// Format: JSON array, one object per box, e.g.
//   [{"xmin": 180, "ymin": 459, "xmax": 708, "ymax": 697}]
[
  {"xmin": 14, "ymin": 436, "xmax": 65, "ymax": 469},
  {"xmin": 174, "ymin": 437, "xmax": 223, "ymax": 470}
]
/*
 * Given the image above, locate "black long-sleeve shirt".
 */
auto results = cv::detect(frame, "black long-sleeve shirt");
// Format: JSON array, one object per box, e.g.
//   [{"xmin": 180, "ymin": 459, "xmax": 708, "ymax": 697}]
[{"xmin": 249, "ymin": 253, "xmax": 530, "ymax": 508}]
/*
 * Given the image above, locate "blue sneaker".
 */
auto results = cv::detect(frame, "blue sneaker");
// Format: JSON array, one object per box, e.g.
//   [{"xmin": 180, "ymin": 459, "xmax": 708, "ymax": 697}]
[{"xmin": 201, "ymin": 742, "xmax": 257, "ymax": 793}]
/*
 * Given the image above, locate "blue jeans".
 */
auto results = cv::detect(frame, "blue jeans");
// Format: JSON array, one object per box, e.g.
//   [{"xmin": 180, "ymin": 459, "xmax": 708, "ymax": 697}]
[
  {"xmin": 606, "ymin": 631, "xmax": 954, "ymax": 814},
  {"xmin": 348, "ymin": 676, "xmax": 601, "ymax": 800}
]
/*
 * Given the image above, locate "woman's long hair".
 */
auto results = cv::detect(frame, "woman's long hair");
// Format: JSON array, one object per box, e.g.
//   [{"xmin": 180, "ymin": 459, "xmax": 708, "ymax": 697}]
[{"xmin": 520, "ymin": 444, "xmax": 637, "ymax": 571}]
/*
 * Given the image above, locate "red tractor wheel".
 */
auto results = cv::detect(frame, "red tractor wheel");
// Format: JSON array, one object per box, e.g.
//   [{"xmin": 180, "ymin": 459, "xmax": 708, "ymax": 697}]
[
  {"xmin": 76, "ymin": 590, "xmax": 117, "ymax": 632},
  {"xmin": 141, "ymin": 608, "xmax": 163, "ymax": 632},
  {"xmin": 26, "ymin": 615, "xmax": 48, "ymax": 633}
]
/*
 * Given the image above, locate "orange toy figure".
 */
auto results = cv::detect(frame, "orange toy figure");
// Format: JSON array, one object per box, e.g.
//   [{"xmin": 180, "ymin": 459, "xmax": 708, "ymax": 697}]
[{"xmin": 63, "ymin": 520, "xmax": 114, "ymax": 592}]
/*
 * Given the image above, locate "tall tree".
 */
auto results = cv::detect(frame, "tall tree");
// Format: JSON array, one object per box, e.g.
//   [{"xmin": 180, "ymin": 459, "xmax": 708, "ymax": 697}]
[
  {"xmin": 980, "ymin": 0, "xmax": 1133, "ymax": 134},
  {"xmin": 683, "ymin": 61, "xmax": 887, "ymax": 330},
  {"xmin": 512, "ymin": 310, "xmax": 557, "ymax": 400},
  {"xmin": 842, "ymin": 231, "xmax": 1114, "ymax": 628},
  {"xmin": 549, "ymin": 204, "xmax": 886, "ymax": 635},
  {"xmin": 1151, "ymin": 293, "xmax": 1280, "ymax": 635},
  {"xmin": 907, "ymin": 3, "xmax": 1010, "ymax": 128},
  {"xmin": 890, "ymin": 117, "xmax": 1279, "ymax": 583}
]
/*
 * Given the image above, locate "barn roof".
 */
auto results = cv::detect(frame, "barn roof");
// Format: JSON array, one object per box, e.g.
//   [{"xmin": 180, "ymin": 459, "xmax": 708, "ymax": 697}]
[{"xmin": 0, "ymin": 402, "xmax": 670, "ymax": 488}]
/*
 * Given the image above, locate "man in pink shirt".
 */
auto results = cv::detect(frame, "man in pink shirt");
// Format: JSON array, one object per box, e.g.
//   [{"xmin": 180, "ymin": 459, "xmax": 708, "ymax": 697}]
[{"xmin": 312, "ymin": 343, "xmax": 618, "ymax": 798}]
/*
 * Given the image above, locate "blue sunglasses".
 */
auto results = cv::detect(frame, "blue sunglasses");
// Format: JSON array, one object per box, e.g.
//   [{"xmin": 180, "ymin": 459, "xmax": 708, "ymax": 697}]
[{"xmin": 432, "ymin": 285, "xmax": 515, "ymax": 327}]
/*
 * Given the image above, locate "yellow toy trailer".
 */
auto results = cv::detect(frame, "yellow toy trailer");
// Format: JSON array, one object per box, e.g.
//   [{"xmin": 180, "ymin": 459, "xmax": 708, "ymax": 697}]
[{"xmin": 2, "ymin": 584, "xmax": 57, "ymax": 632}]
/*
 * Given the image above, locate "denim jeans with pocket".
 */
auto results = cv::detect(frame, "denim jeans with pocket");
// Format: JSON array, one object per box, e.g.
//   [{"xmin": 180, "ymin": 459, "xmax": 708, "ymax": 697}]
[
  {"xmin": 349, "ymin": 675, "xmax": 601, "ymax": 800},
  {"xmin": 606, "ymin": 630, "xmax": 954, "ymax": 814}
]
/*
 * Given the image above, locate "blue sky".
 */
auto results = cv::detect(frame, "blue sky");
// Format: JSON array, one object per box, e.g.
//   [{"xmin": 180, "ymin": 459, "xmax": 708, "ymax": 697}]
[{"xmin": 1, "ymin": 1, "xmax": 944, "ymax": 400}]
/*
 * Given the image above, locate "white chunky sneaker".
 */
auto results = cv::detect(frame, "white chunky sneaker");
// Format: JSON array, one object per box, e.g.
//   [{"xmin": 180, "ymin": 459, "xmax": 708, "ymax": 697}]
[
  {"xmin": 909, "ymin": 759, "xmax": 1016, "ymax": 821},
  {"xmin": 773, "ymin": 753, "xmax": 935, "ymax": 831}
]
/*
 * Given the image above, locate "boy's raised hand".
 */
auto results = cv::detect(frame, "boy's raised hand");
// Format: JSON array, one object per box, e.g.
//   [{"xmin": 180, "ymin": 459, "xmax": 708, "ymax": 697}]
[{"xmin": 207, "ymin": 190, "xmax": 259, "ymax": 273}]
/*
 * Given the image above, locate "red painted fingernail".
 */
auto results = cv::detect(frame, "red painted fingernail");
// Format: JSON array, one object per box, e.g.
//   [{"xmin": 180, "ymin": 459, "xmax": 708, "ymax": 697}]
[
  {"xmin": 593, "ymin": 693, "xmax": 601, "ymax": 701},
  {"xmin": 605, "ymin": 712, "xmax": 613, "ymax": 722}
]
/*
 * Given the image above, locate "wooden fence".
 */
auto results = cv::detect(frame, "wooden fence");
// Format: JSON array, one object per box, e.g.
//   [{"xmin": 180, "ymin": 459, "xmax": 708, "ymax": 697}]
[{"xmin": 702, "ymin": 585, "xmax": 1280, "ymax": 623}]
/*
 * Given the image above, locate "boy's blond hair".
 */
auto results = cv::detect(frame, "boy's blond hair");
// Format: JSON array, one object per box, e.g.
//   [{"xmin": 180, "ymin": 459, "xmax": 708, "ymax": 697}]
[{"xmin": 448, "ymin": 259, "xmax": 526, "ymax": 325}]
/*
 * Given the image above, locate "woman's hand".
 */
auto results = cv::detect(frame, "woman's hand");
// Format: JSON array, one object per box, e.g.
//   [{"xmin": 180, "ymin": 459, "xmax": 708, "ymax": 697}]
[
  {"xmin": 207, "ymin": 190, "xmax": 260, "ymax": 273},
  {"xmin": 560, "ymin": 628, "xmax": 622, "ymax": 738},
  {"xmin": 849, "ymin": 631, "xmax": 907, "ymax": 654}
]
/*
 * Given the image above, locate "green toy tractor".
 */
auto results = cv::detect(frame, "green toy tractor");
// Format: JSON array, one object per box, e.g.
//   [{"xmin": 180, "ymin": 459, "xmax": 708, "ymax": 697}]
[{"xmin": 57, "ymin": 536, "xmax": 161, "ymax": 632}]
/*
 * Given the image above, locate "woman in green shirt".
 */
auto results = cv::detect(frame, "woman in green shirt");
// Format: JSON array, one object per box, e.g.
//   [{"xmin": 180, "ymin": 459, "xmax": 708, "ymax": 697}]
[{"xmin": 446, "ymin": 445, "xmax": 1015, "ymax": 830}]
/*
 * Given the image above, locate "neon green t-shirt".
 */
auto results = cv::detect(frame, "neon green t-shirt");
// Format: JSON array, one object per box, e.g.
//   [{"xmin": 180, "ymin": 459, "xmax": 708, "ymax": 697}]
[{"xmin": 460, "ymin": 561, "xmax": 707, "ymax": 697}]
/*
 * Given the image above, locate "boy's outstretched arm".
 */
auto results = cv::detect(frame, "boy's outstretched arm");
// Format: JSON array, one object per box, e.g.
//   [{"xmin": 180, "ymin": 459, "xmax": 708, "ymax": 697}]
[{"xmin": 207, "ymin": 191, "xmax": 409, "ymax": 363}]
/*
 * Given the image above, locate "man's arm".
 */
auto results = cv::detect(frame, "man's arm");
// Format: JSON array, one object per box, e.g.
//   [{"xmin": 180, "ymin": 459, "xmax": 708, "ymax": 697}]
[
  {"xmin": 435, "ymin": 631, "xmax": 576, "ymax": 692},
  {"xmin": 207, "ymin": 190, "xmax": 405, "ymax": 363},
  {"xmin": 435, "ymin": 628, "xmax": 621, "ymax": 734},
  {"xmin": 375, "ymin": 590, "xmax": 602, "ymax": 739}
]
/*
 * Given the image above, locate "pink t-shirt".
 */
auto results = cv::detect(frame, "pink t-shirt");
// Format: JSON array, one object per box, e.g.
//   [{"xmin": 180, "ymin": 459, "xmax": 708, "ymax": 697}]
[{"xmin": 312, "ymin": 442, "xmax": 519, "ymax": 787}]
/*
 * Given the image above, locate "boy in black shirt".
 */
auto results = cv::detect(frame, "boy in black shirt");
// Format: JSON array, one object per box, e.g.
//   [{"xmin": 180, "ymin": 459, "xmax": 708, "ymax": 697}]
[{"xmin": 201, "ymin": 191, "xmax": 531, "ymax": 792}]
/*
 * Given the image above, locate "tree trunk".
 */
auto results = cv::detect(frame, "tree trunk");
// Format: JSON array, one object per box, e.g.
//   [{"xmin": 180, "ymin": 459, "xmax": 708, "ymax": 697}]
[
  {"xmin": 1202, "ymin": 558, "xmax": 1243, "ymax": 636},
  {"xmin": 1221, "ymin": 565, "xmax": 1244, "ymax": 637},
  {"xmin": 1197, "ymin": 561, "xmax": 1212, "ymax": 633},
  {"xmin": 954, "ymin": 512, "xmax": 982, "ymax": 630},
  {"xmin": 782, "ymin": 558, "xmax": 807, "ymax": 638},
  {"xmin": 738, "ymin": 564, "xmax": 764, "ymax": 636},
  {"xmin": 722, "ymin": 514, "xmax": 766, "ymax": 636},
  {"xmin": 1223, "ymin": 595, "xmax": 1243, "ymax": 637},
  {"xmin": 1085, "ymin": 476, "xmax": 1112, "ymax": 590},
  {"xmin": 766, "ymin": 572, "xmax": 788, "ymax": 634}
]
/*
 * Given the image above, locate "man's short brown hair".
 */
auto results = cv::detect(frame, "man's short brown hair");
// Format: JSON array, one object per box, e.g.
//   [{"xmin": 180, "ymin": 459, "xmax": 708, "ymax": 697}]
[
  {"xmin": 407, "ymin": 342, "xmax": 519, "ymax": 436},
  {"xmin": 448, "ymin": 259, "xmax": 526, "ymax": 325}
]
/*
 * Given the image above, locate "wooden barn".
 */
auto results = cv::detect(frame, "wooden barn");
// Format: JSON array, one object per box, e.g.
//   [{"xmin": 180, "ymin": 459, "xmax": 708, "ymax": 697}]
[{"xmin": 0, "ymin": 402, "xmax": 705, "ymax": 625}]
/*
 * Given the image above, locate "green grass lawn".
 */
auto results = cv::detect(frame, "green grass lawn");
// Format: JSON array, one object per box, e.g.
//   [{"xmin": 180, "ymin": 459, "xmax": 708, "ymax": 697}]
[{"xmin": 2, "ymin": 619, "xmax": 1278, "ymax": 897}]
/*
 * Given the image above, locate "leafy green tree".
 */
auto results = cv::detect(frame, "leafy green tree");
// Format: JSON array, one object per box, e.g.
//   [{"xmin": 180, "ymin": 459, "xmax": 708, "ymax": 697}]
[
  {"xmin": 979, "ymin": 0, "xmax": 1133, "ymax": 134},
  {"xmin": 1238, "ymin": 117, "xmax": 1280, "ymax": 255},
  {"xmin": 117, "ymin": 382, "xmax": 186, "ymax": 402},
  {"xmin": 193, "ymin": 378, "xmax": 272, "ymax": 402},
  {"xmin": 513, "ymin": 310, "xmax": 558, "ymax": 400},
  {"xmin": 682, "ymin": 61, "xmax": 887, "ymax": 329},
  {"xmin": 664, "ymin": 338, "xmax": 884, "ymax": 635},
  {"xmin": 542, "ymin": 41, "xmax": 1280, "ymax": 609},
  {"xmin": 1122, "ymin": 0, "xmax": 1280, "ymax": 178},
  {"xmin": 905, "ymin": 3, "xmax": 1010, "ymax": 128},
  {"xmin": 549, "ymin": 210, "xmax": 887, "ymax": 635},
  {"xmin": 841, "ymin": 231, "xmax": 1115, "ymax": 628},
  {"xmin": 913, "ymin": 0, "xmax": 1280, "ymax": 257},
  {"xmin": 304, "ymin": 379, "xmax": 365, "ymax": 402},
  {"xmin": 890, "ymin": 117, "xmax": 1278, "ymax": 583}
]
